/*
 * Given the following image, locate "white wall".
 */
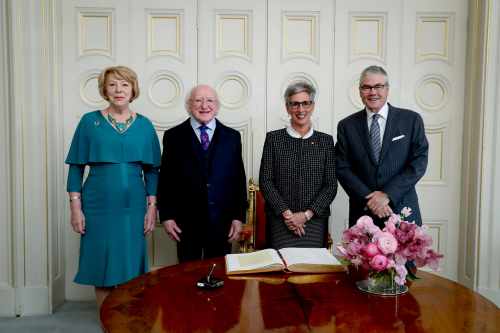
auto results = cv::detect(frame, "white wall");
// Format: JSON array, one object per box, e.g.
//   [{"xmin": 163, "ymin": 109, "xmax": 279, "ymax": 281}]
[
  {"xmin": 476, "ymin": 0, "xmax": 500, "ymax": 307},
  {"xmin": 0, "ymin": 0, "xmax": 15, "ymax": 317},
  {"xmin": 1, "ymin": 0, "xmax": 65, "ymax": 316}
]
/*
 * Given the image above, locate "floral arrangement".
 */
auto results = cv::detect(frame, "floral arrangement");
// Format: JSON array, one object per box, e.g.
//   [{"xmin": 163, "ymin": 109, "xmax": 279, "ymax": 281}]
[{"xmin": 337, "ymin": 208, "xmax": 443, "ymax": 286}]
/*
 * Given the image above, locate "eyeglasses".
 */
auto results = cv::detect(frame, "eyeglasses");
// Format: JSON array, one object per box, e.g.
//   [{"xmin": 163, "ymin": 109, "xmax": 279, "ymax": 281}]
[
  {"xmin": 191, "ymin": 97, "xmax": 217, "ymax": 106},
  {"xmin": 287, "ymin": 101, "xmax": 314, "ymax": 109},
  {"xmin": 360, "ymin": 84, "xmax": 387, "ymax": 93}
]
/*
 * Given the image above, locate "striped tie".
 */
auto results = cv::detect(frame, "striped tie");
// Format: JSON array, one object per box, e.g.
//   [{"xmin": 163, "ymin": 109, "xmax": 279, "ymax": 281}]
[
  {"xmin": 370, "ymin": 114, "xmax": 381, "ymax": 162},
  {"xmin": 199, "ymin": 125, "xmax": 210, "ymax": 151}
]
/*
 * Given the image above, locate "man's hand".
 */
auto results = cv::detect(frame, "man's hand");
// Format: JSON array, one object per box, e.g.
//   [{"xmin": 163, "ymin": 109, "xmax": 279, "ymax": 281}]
[
  {"xmin": 365, "ymin": 191, "xmax": 393, "ymax": 218},
  {"xmin": 162, "ymin": 219, "xmax": 182, "ymax": 241},
  {"xmin": 228, "ymin": 220, "xmax": 243, "ymax": 242}
]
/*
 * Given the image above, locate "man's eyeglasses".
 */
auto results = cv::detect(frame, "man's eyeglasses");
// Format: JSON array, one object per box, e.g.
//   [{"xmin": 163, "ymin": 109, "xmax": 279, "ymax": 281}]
[
  {"xmin": 359, "ymin": 84, "xmax": 387, "ymax": 93},
  {"xmin": 191, "ymin": 98, "xmax": 217, "ymax": 106},
  {"xmin": 287, "ymin": 100, "xmax": 314, "ymax": 109}
]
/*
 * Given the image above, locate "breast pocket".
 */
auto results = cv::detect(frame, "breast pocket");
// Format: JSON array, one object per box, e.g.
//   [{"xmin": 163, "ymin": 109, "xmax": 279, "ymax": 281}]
[{"xmin": 388, "ymin": 134, "xmax": 411, "ymax": 160}]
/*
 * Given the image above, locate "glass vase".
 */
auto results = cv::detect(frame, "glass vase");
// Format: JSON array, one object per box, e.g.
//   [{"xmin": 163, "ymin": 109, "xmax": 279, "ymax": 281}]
[{"xmin": 356, "ymin": 272, "xmax": 408, "ymax": 296}]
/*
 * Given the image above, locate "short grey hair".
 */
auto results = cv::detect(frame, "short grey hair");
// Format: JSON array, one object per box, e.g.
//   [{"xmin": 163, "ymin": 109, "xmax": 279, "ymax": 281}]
[
  {"xmin": 359, "ymin": 66, "xmax": 389, "ymax": 88},
  {"xmin": 284, "ymin": 81, "xmax": 316, "ymax": 104}
]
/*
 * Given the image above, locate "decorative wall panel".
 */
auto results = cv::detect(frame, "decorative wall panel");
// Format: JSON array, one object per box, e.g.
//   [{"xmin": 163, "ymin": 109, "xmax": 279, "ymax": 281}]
[
  {"xmin": 282, "ymin": 72, "xmax": 318, "ymax": 96},
  {"xmin": 148, "ymin": 71, "xmax": 183, "ymax": 108},
  {"xmin": 77, "ymin": 9, "xmax": 113, "ymax": 58},
  {"xmin": 349, "ymin": 13, "xmax": 386, "ymax": 63},
  {"xmin": 215, "ymin": 12, "xmax": 251, "ymax": 61},
  {"xmin": 147, "ymin": 11, "xmax": 183, "ymax": 61},
  {"xmin": 422, "ymin": 127, "xmax": 446, "ymax": 184},
  {"xmin": 348, "ymin": 77, "xmax": 363, "ymax": 109},
  {"xmin": 282, "ymin": 12, "xmax": 319, "ymax": 63},
  {"xmin": 420, "ymin": 220, "xmax": 447, "ymax": 271},
  {"xmin": 216, "ymin": 72, "xmax": 250, "ymax": 109},
  {"xmin": 416, "ymin": 13, "xmax": 454, "ymax": 63},
  {"xmin": 232, "ymin": 121, "xmax": 251, "ymax": 178},
  {"xmin": 79, "ymin": 71, "xmax": 106, "ymax": 108},
  {"xmin": 415, "ymin": 75, "xmax": 450, "ymax": 111}
]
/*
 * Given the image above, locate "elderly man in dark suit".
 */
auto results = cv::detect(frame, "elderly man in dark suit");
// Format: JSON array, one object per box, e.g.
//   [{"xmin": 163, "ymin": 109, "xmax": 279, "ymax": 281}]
[
  {"xmin": 336, "ymin": 66, "xmax": 428, "ymax": 227},
  {"xmin": 157, "ymin": 84, "xmax": 247, "ymax": 262}
]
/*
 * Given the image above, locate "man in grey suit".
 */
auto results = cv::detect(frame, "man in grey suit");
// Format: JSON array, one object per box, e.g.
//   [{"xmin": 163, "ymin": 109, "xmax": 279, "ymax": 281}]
[{"xmin": 336, "ymin": 66, "xmax": 428, "ymax": 227}]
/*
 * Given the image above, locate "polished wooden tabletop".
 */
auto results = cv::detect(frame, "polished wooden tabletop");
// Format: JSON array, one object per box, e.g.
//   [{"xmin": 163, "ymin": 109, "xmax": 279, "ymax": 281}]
[{"xmin": 101, "ymin": 257, "xmax": 500, "ymax": 332}]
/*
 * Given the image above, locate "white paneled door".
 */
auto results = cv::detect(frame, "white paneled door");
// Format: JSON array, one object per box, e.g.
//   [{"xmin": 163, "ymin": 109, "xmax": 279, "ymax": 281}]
[{"xmin": 62, "ymin": 0, "xmax": 467, "ymax": 300}]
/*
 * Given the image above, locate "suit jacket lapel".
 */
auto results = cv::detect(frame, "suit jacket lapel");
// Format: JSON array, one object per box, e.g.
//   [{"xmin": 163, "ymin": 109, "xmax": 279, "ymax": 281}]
[
  {"xmin": 354, "ymin": 110, "xmax": 378, "ymax": 165},
  {"xmin": 379, "ymin": 104, "xmax": 398, "ymax": 162},
  {"xmin": 181, "ymin": 119, "xmax": 204, "ymax": 171}
]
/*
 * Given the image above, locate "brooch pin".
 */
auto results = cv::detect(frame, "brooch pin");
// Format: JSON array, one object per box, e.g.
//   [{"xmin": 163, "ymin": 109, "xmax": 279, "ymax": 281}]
[{"xmin": 94, "ymin": 120, "xmax": 100, "ymax": 126}]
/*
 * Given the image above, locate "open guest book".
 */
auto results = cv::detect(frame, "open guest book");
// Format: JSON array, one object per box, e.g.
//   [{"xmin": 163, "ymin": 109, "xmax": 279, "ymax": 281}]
[{"xmin": 225, "ymin": 247, "xmax": 345, "ymax": 275}]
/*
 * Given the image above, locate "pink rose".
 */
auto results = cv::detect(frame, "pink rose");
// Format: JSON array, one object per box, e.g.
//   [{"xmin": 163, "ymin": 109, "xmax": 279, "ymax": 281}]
[
  {"xmin": 347, "ymin": 240, "xmax": 363, "ymax": 256},
  {"xmin": 356, "ymin": 216, "xmax": 375, "ymax": 230},
  {"xmin": 376, "ymin": 232, "xmax": 398, "ymax": 254},
  {"xmin": 384, "ymin": 220, "xmax": 397, "ymax": 234},
  {"xmin": 388, "ymin": 213, "xmax": 401, "ymax": 225},
  {"xmin": 363, "ymin": 243, "xmax": 380, "ymax": 258},
  {"xmin": 370, "ymin": 254, "xmax": 388, "ymax": 271}
]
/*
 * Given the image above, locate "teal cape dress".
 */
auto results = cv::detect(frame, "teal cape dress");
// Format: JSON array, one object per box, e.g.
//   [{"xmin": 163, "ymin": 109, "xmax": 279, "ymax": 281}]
[{"xmin": 65, "ymin": 111, "xmax": 161, "ymax": 287}]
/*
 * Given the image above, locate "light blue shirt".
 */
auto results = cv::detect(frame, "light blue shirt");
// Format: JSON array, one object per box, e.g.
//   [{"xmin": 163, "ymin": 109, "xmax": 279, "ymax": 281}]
[{"xmin": 190, "ymin": 117, "xmax": 216, "ymax": 143}]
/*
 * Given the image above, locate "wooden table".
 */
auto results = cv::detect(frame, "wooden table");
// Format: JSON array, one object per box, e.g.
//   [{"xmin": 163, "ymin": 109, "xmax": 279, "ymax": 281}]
[{"xmin": 101, "ymin": 257, "xmax": 500, "ymax": 332}]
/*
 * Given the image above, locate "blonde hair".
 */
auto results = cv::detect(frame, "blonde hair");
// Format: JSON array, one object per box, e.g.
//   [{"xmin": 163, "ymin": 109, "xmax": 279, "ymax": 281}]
[{"xmin": 98, "ymin": 66, "xmax": 140, "ymax": 102}]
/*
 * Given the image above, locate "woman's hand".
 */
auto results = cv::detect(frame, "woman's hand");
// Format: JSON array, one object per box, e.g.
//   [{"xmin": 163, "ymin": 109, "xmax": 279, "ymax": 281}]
[
  {"xmin": 144, "ymin": 205, "xmax": 157, "ymax": 235},
  {"xmin": 284, "ymin": 212, "xmax": 307, "ymax": 237},
  {"xmin": 70, "ymin": 207, "xmax": 86, "ymax": 234}
]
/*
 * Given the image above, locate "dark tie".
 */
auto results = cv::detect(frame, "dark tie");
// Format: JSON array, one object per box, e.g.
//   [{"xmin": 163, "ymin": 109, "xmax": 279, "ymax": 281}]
[
  {"xmin": 199, "ymin": 125, "xmax": 210, "ymax": 151},
  {"xmin": 370, "ymin": 114, "xmax": 381, "ymax": 162}
]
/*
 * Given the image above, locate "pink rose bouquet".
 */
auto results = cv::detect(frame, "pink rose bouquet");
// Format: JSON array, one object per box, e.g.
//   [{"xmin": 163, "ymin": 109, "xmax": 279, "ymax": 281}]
[{"xmin": 336, "ymin": 208, "xmax": 443, "ymax": 287}]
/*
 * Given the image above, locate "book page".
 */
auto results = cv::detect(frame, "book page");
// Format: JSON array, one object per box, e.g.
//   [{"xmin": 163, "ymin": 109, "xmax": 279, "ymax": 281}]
[
  {"xmin": 226, "ymin": 249, "xmax": 284, "ymax": 274},
  {"xmin": 279, "ymin": 248, "xmax": 341, "ymax": 267}
]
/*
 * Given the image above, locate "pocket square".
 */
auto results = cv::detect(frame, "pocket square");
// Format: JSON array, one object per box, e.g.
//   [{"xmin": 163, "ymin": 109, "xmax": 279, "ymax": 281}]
[{"xmin": 392, "ymin": 134, "xmax": 405, "ymax": 141}]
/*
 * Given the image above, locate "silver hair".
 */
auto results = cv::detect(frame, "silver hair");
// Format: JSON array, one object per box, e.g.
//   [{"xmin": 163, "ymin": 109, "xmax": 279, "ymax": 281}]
[
  {"xmin": 184, "ymin": 84, "xmax": 220, "ymax": 113},
  {"xmin": 283, "ymin": 81, "xmax": 316, "ymax": 104},
  {"xmin": 359, "ymin": 66, "xmax": 390, "ymax": 87}
]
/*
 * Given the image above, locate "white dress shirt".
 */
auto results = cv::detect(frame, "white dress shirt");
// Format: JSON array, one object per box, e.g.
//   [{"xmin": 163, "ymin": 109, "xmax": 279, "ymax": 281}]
[
  {"xmin": 366, "ymin": 103, "xmax": 388, "ymax": 143},
  {"xmin": 286, "ymin": 125, "xmax": 314, "ymax": 139}
]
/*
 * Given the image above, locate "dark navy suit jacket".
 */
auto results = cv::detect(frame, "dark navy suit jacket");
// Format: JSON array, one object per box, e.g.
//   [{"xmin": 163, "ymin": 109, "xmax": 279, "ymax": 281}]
[
  {"xmin": 157, "ymin": 119, "xmax": 247, "ymax": 259},
  {"xmin": 336, "ymin": 104, "xmax": 428, "ymax": 226}
]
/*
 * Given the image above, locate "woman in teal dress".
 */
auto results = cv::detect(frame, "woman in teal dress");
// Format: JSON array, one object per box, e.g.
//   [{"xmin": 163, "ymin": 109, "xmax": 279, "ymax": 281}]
[{"xmin": 65, "ymin": 66, "xmax": 161, "ymax": 310}]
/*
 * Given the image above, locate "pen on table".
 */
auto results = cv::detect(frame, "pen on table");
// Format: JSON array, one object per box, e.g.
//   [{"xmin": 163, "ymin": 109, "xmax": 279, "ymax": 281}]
[{"xmin": 207, "ymin": 263, "xmax": 216, "ymax": 282}]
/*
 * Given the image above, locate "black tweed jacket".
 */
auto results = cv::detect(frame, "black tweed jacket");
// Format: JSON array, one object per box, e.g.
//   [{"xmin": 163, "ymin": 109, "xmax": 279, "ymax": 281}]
[{"xmin": 259, "ymin": 129, "xmax": 337, "ymax": 218}]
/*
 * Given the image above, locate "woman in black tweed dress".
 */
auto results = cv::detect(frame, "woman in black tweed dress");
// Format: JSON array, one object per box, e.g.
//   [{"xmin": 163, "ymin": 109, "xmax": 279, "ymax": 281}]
[{"xmin": 259, "ymin": 82, "xmax": 337, "ymax": 249}]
